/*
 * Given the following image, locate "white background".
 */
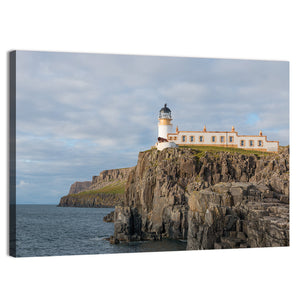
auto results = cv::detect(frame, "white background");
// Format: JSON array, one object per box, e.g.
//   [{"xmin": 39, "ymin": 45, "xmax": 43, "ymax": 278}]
[{"xmin": 1, "ymin": 1, "xmax": 299, "ymax": 299}]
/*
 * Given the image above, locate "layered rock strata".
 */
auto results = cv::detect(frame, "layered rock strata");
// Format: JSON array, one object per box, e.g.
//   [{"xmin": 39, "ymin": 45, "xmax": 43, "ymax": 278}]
[{"xmin": 112, "ymin": 147, "xmax": 289, "ymax": 249}]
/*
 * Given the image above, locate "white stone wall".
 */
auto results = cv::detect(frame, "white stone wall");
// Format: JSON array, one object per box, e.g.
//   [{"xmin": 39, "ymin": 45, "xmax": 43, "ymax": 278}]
[
  {"xmin": 167, "ymin": 131, "xmax": 278, "ymax": 152},
  {"xmin": 170, "ymin": 131, "xmax": 236, "ymax": 146},
  {"xmin": 235, "ymin": 135, "xmax": 278, "ymax": 151}
]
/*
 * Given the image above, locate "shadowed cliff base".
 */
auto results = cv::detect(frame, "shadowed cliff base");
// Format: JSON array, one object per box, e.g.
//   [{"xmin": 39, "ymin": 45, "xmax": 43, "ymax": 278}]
[{"xmin": 112, "ymin": 146, "xmax": 289, "ymax": 250}]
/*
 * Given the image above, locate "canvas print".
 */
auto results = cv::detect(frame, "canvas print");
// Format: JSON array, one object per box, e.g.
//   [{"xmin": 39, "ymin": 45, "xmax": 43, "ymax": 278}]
[{"xmin": 9, "ymin": 51, "xmax": 289, "ymax": 257}]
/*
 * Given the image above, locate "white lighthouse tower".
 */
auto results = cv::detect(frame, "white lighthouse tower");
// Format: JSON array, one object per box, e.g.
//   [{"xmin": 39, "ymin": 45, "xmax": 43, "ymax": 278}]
[
  {"xmin": 156, "ymin": 104, "xmax": 178, "ymax": 151},
  {"xmin": 158, "ymin": 103, "xmax": 173, "ymax": 139}
]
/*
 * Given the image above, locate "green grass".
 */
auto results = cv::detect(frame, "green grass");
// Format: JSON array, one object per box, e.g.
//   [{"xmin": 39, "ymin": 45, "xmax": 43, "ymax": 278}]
[
  {"xmin": 70, "ymin": 181, "xmax": 126, "ymax": 197},
  {"xmin": 179, "ymin": 145, "xmax": 271, "ymax": 157},
  {"xmin": 141, "ymin": 145, "xmax": 274, "ymax": 160}
]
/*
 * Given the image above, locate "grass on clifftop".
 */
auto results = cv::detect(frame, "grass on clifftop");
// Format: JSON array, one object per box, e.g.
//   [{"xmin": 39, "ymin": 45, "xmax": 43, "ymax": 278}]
[
  {"xmin": 70, "ymin": 181, "xmax": 126, "ymax": 197},
  {"xmin": 142, "ymin": 145, "xmax": 276, "ymax": 157},
  {"xmin": 179, "ymin": 145, "xmax": 272, "ymax": 159}
]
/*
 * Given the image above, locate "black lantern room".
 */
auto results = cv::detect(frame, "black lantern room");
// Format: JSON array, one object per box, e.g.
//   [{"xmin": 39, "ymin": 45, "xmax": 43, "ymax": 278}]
[{"xmin": 159, "ymin": 103, "xmax": 172, "ymax": 119}]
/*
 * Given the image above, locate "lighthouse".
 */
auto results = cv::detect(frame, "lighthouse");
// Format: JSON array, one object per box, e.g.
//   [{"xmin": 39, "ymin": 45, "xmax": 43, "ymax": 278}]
[
  {"xmin": 155, "ymin": 104, "xmax": 178, "ymax": 151},
  {"xmin": 158, "ymin": 103, "xmax": 173, "ymax": 140}
]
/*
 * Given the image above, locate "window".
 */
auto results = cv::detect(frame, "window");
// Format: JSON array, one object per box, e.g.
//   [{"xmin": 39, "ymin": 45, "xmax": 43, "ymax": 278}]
[
  {"xmin": 249, "ymin": 140, "xmax": 254, "ymax": 147},
  {"xmin": 169, "ymin": 136, "xmax": 172, "ymax": 140},
  {"xmin": 190, "ymin": 136, "xmax": 194, "ymax": 142},
  {"xmin": 258, "ymin": 140, "xmax": 263, "ymax": 147},
  {"xmin": 212, "ymin": 136, "xmax": 216, "ymax": 143},
  {"xmin": 174, "ymin": 136, "xmax": 177, "ymax": 141},
  {"xmin": 240, "ymin": 140, "xmax": 245, "ymax": 147},
  {"xmin": 220, "ymin": 136, "xmax": 225, "ymax": 143},
  {"xmin": 182, "ymin": 135, "xmax": 186, "ymax": 142},
  {"xmin": 229, "ymin": 136, "xmax": 234, "ymax": 143},
  {"xmin": 199, "ymin": 136, "xmax": 204, "ymax": 142}
]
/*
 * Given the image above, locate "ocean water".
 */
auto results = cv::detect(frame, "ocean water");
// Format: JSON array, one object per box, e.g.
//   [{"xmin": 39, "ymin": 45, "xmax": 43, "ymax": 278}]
[{"xmin": 15, "ymin": 205, "xmax": 187, "ymax": 257}]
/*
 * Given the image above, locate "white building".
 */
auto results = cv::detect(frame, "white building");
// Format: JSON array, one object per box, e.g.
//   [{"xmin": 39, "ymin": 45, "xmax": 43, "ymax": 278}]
[{"xmin": 156, "ymin": 104, "xmax": 279, "ymax": 153}]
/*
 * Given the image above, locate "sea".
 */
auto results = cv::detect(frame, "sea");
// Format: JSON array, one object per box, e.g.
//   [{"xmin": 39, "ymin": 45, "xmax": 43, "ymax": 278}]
[{"xmin": 14, "ymin": 205, "xmax": 187, "ymax": 257}]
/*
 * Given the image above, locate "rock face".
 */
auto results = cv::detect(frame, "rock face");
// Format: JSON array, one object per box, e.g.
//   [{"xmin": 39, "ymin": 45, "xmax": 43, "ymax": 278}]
[
  {"xmin": 58, "ymin": 167, "xmax": 134, "ymax": 207},
  {"xmin": 112, "ymin": 146, "xmax": 289, "ymax": 249},
  {"xmin": 187, "ymin": 182, "xmax": 289, "ymax": 250},
  {"xmin": 69, "ymin": 181, "xmax": 92, "ymax": 194},
  {"xmin": 89, "ymin": 167, "xmax": 134, "ymax": 191}
]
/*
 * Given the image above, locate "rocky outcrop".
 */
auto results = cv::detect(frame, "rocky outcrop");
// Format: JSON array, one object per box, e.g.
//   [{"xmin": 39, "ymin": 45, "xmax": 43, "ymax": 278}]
[
  {"xmin": 59, "ymin": 192, "xmax": 124, "ymax": 208},
  {"xmin": 103, "ymin": 211, "xmax": 115, "ymax": 222},
  {"xmin": 112, "ymin": 146, "xmax": 289, "ymax": 249},
  {"xmin": 187, "ymin": 182, "xmax": 289, "ymax": 250},
  {"xmin": 58, "ymin": 167, "xmax": 134, "ymax": 207},
  {"xmin": 68, "ymin": 181, "xmax": 92, "ymax": 194}
]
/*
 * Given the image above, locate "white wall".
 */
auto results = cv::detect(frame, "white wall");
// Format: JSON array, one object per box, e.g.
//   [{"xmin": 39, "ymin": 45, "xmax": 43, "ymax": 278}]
[{"xmin": 169, "ymin": 131, "xmax": 278, "ymax": 152}]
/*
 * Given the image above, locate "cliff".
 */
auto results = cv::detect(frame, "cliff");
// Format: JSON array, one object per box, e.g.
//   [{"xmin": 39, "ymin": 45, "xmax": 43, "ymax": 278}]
[
  {"xmin": 59, "ymin": 191, "xmax": 125, "ymax": 208},
  {"xmin": 68, "ymin": 181, "xmax": 92, "ymax": 194},
  {"xmin": 89, "ymin": 167, "xmax": 134, "ymax": 190},
  {"xmin": 58, "ymin": 167, "xmax": 134, "ymax": 207},
  {"xmin": 112, "ymin": 146, "xmax": 289, "ymax": 250}
]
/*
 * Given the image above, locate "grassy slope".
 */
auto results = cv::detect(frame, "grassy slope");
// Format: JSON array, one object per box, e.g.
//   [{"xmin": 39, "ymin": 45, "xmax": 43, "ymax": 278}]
[
  {"xmin": 143, "ymin": 145, "xmax": 273, "ymax": 157},
  {"xmin": 69, "ymin": 180, "xmax": 126, "ymax": 198}
]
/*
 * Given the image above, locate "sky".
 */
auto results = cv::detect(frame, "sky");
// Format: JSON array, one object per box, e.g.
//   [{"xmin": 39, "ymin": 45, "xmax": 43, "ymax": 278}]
[{"xmin": 15, "ymin": 51, "xmax": 289, "ymax": 204}]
